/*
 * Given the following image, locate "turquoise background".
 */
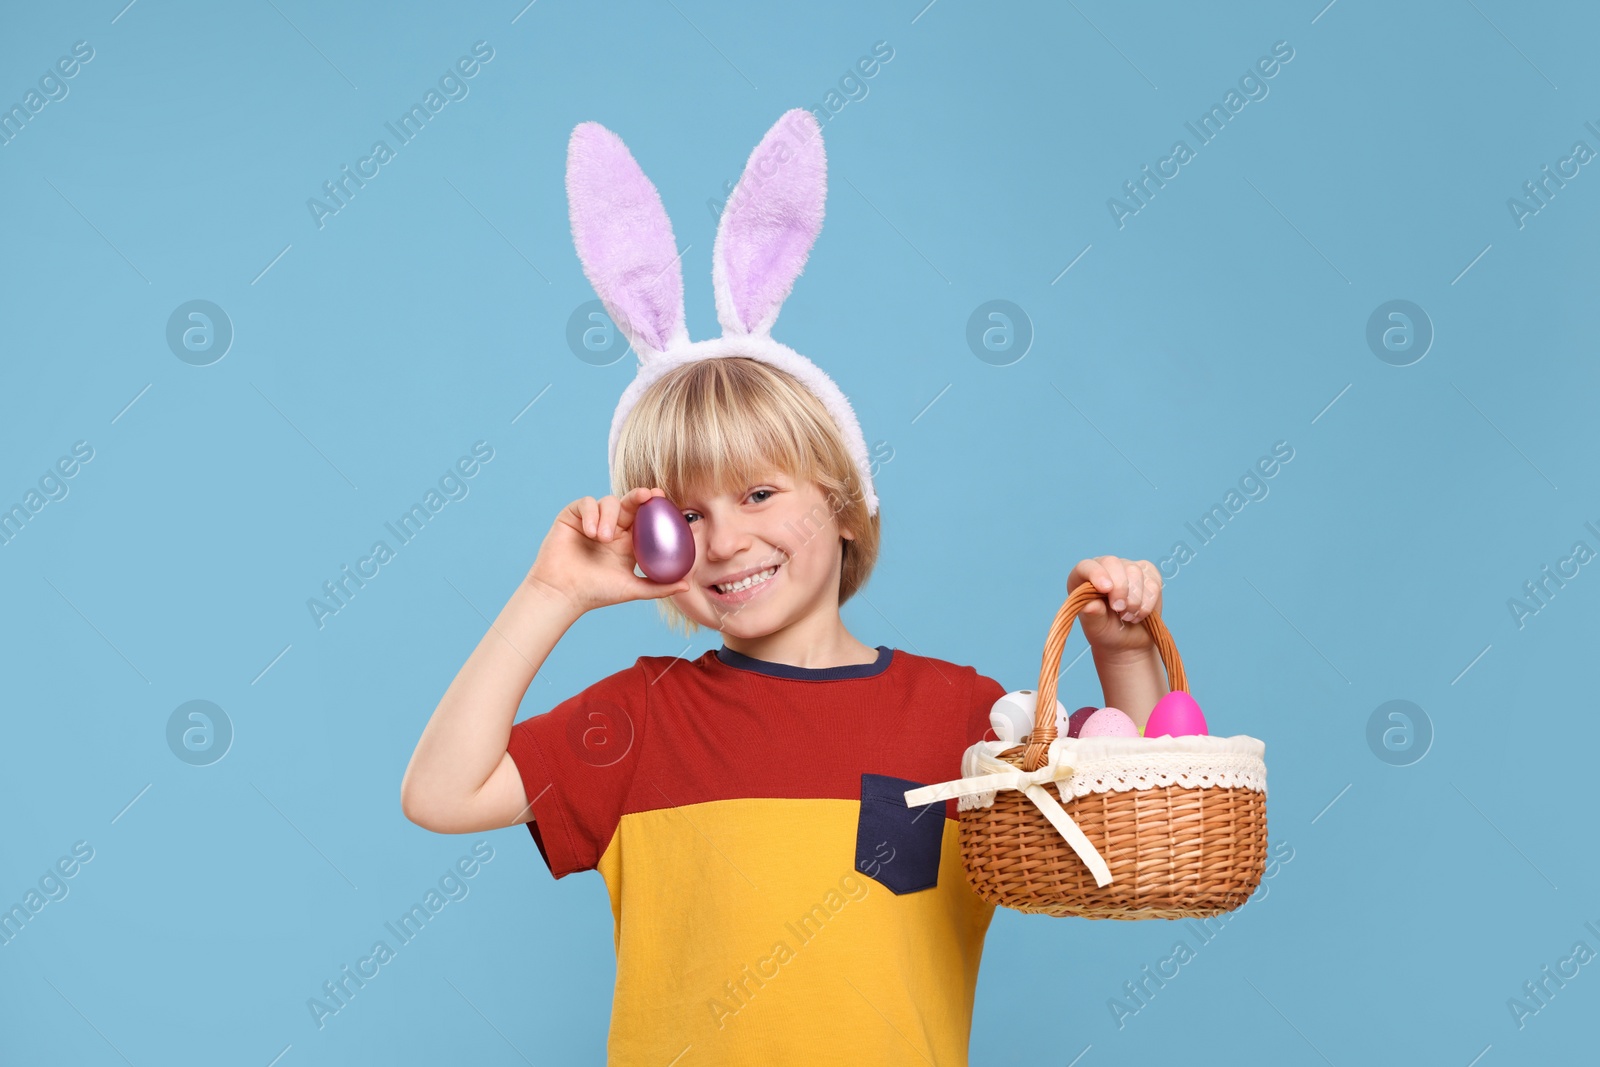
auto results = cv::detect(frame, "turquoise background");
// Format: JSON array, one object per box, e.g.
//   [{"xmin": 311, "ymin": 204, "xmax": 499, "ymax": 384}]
[{"xmin": 2, "ymin": 0, "xmax": 1597, "ymax": 1063}]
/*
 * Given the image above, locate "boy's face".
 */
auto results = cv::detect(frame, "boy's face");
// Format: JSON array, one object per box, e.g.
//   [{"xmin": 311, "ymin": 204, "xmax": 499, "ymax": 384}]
[{"xmin": 670, "ymin": 471, "xmax": 853, "ymax": 637}]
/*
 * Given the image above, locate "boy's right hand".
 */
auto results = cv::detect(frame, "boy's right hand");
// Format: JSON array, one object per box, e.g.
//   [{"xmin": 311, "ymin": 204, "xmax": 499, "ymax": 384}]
[{"xmin": 525, "ymin": 487, "xmax": 693, "ymax": 615}]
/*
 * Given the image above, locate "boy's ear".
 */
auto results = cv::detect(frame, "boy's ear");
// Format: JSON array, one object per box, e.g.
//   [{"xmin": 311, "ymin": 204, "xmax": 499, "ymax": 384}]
[{"xmin": 816, "ymin": 483, "xmax": 853, "ymax": 541}]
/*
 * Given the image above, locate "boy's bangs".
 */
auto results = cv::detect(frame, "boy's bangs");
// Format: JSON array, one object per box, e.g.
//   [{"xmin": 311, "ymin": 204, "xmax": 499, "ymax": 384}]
[{"xmin": 619, "ymin": 361, "xmax": 822, "ymax": 504}]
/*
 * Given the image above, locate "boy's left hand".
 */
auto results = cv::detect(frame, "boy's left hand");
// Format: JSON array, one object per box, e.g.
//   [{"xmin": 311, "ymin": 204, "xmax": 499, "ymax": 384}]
[{"xmin": 1067, "ymin": 556, "xmax": 1163, "ymax": 656}]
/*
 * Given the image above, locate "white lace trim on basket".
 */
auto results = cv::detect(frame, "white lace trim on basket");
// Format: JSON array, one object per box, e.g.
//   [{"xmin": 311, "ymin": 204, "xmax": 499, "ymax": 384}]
[{"xmin": 902, "ymin": 734, "xmax": 1267, "ymax": 891}]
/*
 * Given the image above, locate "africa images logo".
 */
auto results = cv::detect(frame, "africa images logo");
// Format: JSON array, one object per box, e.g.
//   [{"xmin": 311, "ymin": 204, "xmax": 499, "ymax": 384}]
[
  {"xmin": 1107, "ymin": 40, "xmax": 1295, "ymax": 230},
  {"xmin": 306, "ymin": 41, "xmax": 495, "ymax": 230}
]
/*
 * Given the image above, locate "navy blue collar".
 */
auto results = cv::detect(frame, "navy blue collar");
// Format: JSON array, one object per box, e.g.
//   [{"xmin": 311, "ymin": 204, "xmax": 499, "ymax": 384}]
[{"xmin": 715, "ymin": 644, "xmax": 894, "ymax": 680}]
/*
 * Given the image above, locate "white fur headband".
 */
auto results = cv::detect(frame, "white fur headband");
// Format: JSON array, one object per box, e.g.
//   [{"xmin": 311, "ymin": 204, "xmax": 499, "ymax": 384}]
[{"xmin": 565, "ymin": 108, "xmax": 879, "ymax": 516}]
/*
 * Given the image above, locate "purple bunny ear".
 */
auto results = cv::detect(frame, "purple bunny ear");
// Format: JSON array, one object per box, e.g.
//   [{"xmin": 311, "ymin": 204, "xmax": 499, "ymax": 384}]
[
  {"xmin": 566, "ymin": 122, "xmax": 688, "ymax": 357},
  {"xmin": 712, "ymin": 109, "xmax": 826, "ymax": 336}
]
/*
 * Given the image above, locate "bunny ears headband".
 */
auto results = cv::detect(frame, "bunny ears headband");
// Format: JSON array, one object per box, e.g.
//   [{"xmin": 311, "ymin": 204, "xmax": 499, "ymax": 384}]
[{"xmin": 566, "ymin": 108, "xmax": 879, "ymax": 516}]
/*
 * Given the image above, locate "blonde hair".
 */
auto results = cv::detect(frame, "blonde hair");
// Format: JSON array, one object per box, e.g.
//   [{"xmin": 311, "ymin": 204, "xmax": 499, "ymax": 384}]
[{"xmin": 611, "ymin": 356, "xmax": 881, "ymax": 637}]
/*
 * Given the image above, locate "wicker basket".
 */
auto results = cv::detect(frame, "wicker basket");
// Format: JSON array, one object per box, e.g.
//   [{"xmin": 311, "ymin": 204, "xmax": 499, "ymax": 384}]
[{"xmin": 930, "ymin": 583, "xmax": 1266, "ymax": 920}]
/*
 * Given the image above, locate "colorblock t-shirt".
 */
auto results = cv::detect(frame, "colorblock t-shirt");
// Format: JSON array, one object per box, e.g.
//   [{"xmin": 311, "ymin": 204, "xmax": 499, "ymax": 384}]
[{"xmin": 506, "ymin": 644, "xmax": 1008, "ymax": 1066}]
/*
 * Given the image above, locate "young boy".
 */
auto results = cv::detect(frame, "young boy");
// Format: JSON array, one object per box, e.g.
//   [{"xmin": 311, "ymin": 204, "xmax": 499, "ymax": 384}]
[{"xmin": 401, "ymin": 354, "xmax": 1169, "ymax": 1065}]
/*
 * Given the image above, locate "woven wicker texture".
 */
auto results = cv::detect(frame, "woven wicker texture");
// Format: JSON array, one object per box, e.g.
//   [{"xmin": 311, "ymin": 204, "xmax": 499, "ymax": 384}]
[{"xmin": 959, "ymin": 582, "xmax": 1268, "ymax": 919}]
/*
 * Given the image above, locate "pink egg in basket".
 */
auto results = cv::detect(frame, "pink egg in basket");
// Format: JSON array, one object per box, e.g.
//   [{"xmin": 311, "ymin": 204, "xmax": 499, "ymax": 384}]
[
  {"xmin": 1143, "ymin": 691, "xmax": 1208, "ymax": 737},
  {"xmin": 1077, "ymin": 706, "xmax": 1139, "ymax": 738}
]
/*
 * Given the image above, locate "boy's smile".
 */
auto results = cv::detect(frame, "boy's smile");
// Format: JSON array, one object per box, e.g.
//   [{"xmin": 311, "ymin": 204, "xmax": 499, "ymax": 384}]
[{"xmin": 705, "ymin": 563, "xmax": 782, "ymax": 605}]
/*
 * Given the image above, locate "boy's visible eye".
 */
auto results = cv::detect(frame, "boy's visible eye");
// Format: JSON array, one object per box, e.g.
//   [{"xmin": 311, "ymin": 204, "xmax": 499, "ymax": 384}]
[{"xmin": 680, "ymin": 488, "xmax": 775, "ymax": 525}]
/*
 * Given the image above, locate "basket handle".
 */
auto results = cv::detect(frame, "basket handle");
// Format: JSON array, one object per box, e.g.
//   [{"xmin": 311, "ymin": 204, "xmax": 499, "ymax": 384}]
[{"xmin": 1019, "ymin": 581, "xmax": 1188, "ymax": 772}]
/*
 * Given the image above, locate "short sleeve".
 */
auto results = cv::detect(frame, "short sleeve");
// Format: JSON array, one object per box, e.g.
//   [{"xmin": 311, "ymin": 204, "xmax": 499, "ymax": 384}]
[
  {"xmin": 968, "ymin": 669, "xmax": 1007, "ymax": 746},
  {"xmin": 505, "ymin": 659, "xmax": 649, "ymax": 879}
]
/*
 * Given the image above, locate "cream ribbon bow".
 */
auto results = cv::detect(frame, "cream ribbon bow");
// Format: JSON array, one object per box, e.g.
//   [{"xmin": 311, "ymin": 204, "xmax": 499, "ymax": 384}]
[{"xmin": 902, "ymin": 743, "xmax": 1114, "ymax": 888}]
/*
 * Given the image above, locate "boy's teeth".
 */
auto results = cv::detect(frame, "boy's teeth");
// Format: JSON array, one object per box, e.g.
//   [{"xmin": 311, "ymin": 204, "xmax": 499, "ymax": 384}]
[{"xmin": 717, "ymin": 566, "xmax": 776, "ymax": 593}]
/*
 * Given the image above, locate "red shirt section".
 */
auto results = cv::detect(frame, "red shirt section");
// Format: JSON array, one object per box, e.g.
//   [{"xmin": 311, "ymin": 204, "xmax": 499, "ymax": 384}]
[{"xmin": 506, "ymin": 647, "xmax": 1006, "ymax": 879}]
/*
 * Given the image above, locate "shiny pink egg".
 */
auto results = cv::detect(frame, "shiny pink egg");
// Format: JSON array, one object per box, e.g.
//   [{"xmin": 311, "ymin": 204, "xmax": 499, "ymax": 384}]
[
  {"xmin": 633, "ymin": 496, "xmax": 695, "ymax": 583},
  {"xmin": 1078, "ymin": 707, "xmax": 1139, "ymax": 738},
  {"xmin": 1144, "ymin": 691, "xmax": 1208, "ymax": 737}
]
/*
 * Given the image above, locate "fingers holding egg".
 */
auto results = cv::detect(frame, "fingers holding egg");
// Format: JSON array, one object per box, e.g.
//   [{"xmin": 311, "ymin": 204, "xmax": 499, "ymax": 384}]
[
  {"xmin": 577, "ymin": 496, "xmax": 599, "ymax": 539},
  {"xmin": 595, "ymin": 494, "xmax": 624, "ymax": 541},
  {"xmin": 613, "ymin": 486, "xmax": 662, "ymax": 533}
]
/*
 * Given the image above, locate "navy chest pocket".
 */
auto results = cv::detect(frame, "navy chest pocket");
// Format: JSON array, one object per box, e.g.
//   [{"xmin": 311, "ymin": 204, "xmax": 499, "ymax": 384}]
[{"xmin": 855, "ymin": 773, "xmax": 944, "ymax": 894}]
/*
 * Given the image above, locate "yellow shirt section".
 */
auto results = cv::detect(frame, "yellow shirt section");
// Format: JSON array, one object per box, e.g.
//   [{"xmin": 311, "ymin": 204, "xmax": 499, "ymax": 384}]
[{"xmin": 593, "ymin": 797, "xmax": 995, "ymax": 1066}]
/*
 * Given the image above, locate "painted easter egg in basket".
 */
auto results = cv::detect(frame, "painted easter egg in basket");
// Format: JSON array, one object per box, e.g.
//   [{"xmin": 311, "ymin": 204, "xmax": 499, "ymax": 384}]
[
  {"xmin": 1143, "ymin": 691, "xmax": 1208, "ymax": 737},
  {"xmin": 1077, "ymin": 707, "xmax": 1139, "ymax": 738}
]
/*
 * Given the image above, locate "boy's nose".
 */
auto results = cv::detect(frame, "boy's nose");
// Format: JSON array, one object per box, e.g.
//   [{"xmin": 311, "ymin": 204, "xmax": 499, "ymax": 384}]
[{"xmin": 703, "ymin": 518, "xmax": 752, "ymax": 562}]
